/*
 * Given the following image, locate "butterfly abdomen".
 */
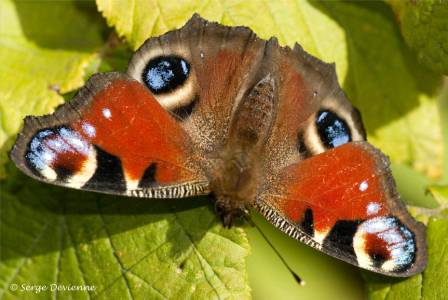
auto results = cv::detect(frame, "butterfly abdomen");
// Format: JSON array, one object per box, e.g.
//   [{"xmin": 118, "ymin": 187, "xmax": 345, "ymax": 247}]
[
  {"xmin": 209, "ymin": 147, "xmax": 258, "ymax": 226},
  {"xmin": 229, "ymin": 74, "xmax": 276, "ymax": 146},
  {"xmin": 210, "ymin": 74, "xmax": 277, "ymax": 226}
]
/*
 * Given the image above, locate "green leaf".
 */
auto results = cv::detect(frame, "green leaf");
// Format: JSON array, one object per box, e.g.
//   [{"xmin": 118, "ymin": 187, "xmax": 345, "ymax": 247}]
[
  {"xmin": 246, "ymin": 212, "xmax": 365, "ymax": 300},
  {"xmin": 421, "ymin": 215, "xmax": 448, "ymax": 299},
  {"xmin": 428, "ymin": 185, "xmax": 448, "ymax": 206},
  {"xmin": 440, "ymin": 80, "xmax": 448, "ymax": 181},
  {"xmin": 314, "ymin": 1, "xmax": 444, "ymax": 179},
  {"xmin": 387, "ymin": 0, "xmax": 448, "ymax": 75},
  {"xmin": 391, "ymin": 163, "xmax": 439, "ymax": 209},
  {"xmin": 0, "ymin": 167, "xmax": 250, "ymax": 299},
  {"xmin": 0, "ymin": 0, "xmax": 106, "ymax": 178}
]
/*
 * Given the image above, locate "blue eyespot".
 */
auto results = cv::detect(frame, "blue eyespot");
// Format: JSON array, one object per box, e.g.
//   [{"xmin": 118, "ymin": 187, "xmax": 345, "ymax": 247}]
[
  {"xmin": 316, "ymin": 110, "xmax": 351, "ymax": 148},
  {"xmin": 142, "ymin": 56, "xmax": 190, "ymax": 94}
]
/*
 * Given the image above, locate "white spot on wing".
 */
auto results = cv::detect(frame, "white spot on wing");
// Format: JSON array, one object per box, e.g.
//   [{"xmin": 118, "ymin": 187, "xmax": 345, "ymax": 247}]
[
  {"xmin": 102, "ymin": 108, "xmax": 112, "ymax": 119},
  {"xmin": 366, "ymin": 202, "xmax": 381, "ymax": 215},
  {"xmin": 41, "ymin": 167, "xmax": 57, "ymax": 181},
  {"xmin": 353, "ymin": 216, "xmax": 416, "ymax": 273},
  {"xmin": 82, "ymin": 122, "xmax": 96, "ymax": 138},
  {"xmin": 359, "ymin": 180, "xmax": 368, "ymax": 192},
  {"xmin": 124, "ymin": 172, "xmax": 140, "ymax": 191}
]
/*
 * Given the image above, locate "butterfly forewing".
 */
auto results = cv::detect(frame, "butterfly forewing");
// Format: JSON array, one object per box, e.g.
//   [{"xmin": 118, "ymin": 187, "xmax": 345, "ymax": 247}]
[{"xmin": 10, "ymin": 73, "xmax": 209, "ymax": 198}]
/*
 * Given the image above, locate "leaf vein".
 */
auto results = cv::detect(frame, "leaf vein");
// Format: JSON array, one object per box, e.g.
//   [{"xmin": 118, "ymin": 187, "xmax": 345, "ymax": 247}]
[
  {"xmin": 97, "ymin": 200, "xmax": 135, "ymax": 300},
  {"xmin": 0, "ymin": 219, "xmax": 53, "ymax": 298},
  {"xmin": 64, "ymin": 215, "xmax": 93, "ymax": 300},
  {"xmin": 171, "ymin": 209, "xmax": 226, "ymax": 300}
]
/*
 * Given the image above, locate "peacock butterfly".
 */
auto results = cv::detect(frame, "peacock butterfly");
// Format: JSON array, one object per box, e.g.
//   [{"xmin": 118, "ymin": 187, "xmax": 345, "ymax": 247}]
[{"xmin": 10, "ymin": 14, "xmax": 426, "ymax": 277}]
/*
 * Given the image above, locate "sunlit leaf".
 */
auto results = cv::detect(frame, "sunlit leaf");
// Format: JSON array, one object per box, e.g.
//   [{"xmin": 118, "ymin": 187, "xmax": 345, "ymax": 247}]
[{"xmin": 0, "ymin": 0, "xmax": 105, "ymax": 177}]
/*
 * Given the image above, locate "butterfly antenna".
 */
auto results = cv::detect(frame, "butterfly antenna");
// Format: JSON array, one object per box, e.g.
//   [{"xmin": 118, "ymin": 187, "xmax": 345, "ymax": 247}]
[{"xmin": 248, "ymin": 218, "xmax": 305, "ymax": 286}]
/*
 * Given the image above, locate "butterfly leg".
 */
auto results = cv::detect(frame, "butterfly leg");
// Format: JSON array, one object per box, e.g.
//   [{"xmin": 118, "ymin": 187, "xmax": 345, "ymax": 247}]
[{"xmin": 214, "ymin": 195, "xmax": 248, "ymax": 228}]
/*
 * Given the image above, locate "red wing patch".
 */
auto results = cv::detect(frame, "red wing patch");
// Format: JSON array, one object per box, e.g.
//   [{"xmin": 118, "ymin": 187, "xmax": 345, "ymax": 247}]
[
  {"xmin": 11, "ymin": 73, "xmax": 209, "ymax": 197},
  {"xmin": 70, "ymin": 78, "xmax": 194, "ymax": 184},
  {"xmin": 256, "ymin": 142, "xmax": 426, "ymax": 276},
  {"xmin": 279, "ymin": 142, "xmax": 389, "ymax": 231}
]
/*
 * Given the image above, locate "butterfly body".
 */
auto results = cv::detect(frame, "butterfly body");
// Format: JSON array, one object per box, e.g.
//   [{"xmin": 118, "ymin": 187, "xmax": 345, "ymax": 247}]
[
  {"xmin": 10, "ymin": 14, "xmax": 427, "ymax": 277},
  {"xmin": 208, "ymin": 74, "xmax": 277, "ymax": 225}
]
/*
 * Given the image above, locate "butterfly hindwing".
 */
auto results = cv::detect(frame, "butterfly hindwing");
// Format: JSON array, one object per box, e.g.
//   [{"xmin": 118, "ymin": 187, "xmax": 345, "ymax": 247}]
[
  {"xmin": 255, "ymin": 142, "xmax": 426, "ymax": 276},
  {"xmin": 10, "ymin": 72, "xmax": 209, "ymax": 198}
]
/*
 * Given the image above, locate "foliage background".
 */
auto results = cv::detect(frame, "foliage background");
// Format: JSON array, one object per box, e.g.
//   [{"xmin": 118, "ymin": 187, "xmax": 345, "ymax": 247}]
[{"xmin": 0, "ymin": 0, "xmax": 447, "ymax": 299}]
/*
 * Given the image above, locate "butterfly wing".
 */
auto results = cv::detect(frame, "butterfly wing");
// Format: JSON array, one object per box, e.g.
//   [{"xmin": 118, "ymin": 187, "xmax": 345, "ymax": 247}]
[
  {"xmin": 256, "ymin": 40, "xmax": 366, "ymax": 174},
  {"xmin": 126, "ymin": 14, "xmax": 267, "ymax": 155},
  {"xmin": 252, "ymin": 40, "xmax": 426, "ymax": 276},
  {"xmin": 255, "ymin": 142, "xmax": 426, "ymax": 276},
  {"xmin": 10, "ymin": 73, "xmax": 209, "ymax": 198}
]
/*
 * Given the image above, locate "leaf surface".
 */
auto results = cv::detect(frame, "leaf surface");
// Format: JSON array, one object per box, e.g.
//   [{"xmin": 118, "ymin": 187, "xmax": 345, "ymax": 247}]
[
  {"xmin": 387, "ymin": 0, "xmax": 448, "ymax": 75},
  {"xmin": 0, "ymin": 168, "xmax": 250, "ymax": 299},
  {"xmin": 0, "ymin": 0, "xmax": 105, "ymax": 178}
]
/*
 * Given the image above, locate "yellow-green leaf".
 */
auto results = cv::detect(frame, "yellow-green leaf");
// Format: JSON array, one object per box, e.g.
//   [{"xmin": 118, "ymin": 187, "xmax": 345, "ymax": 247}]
[
  {"xmin": 428, "ymin": 185, "xmax": 448, "ymax": 206},
  {"xmin": 0, "ymin": 0, "xmax": 105, "ymax": 178}
]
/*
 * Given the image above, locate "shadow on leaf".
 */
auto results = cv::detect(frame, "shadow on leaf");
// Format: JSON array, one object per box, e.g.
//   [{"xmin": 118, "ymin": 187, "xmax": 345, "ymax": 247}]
[
  {"xmin": 310, "ymin": 0, "xmax": 441, "ymax": 134},
  {"xmin": 13, "ymin": 1, "xmax": 108, "ymax": 51},
  {"xmin": 1, "ymin": 162, "xmax": 216, "ymax": 264}
]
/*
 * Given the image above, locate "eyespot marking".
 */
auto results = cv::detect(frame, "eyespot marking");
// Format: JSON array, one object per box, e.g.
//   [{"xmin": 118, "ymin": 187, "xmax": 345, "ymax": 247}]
[
  {"xmin": 297, "ymin": 131, "xmax": 310, "ymax": 158},
  {"xmin": 170, "ymin": 96, "xmax": 198, "ymax": 121},
  {"xmin": 316, "ymin": 110, "xmax": 351, "ymax": 148},
  {"xmin": 353, "ymin": 216, "xmax": 417, "ymax": 273},
  {"xmin": 25, "ymin": 126, "xmax": 90, "ymax": 181},
  {"xmin": 142, "ymin": 56, "xmax": 190, "ymax": 94}
]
